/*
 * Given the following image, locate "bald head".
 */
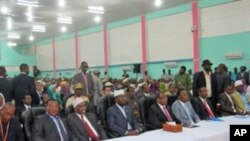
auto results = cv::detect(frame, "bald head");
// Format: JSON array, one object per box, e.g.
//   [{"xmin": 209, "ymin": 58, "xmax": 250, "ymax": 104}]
[{"xmin": 1, "ymin": 102, "xmax": 16, "ymax": 123}]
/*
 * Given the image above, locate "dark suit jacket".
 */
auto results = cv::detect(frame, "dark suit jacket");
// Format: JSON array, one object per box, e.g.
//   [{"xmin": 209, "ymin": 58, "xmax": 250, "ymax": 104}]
[
  {"xmin": 72, "ymin": 72, "xmax": 94, "ymax": 95},
  {"xmin": 148, "ymin": 104, "xmax": 180, "ymax": 129},
  {"xmin": 107, "ymin": 104, "xmax": 140, "ymax": 136},
  {"xmin": 192, "ymin": 97, "xmax": 216, "ymax": 120},
  {"xmin": 67, "ymin": 113, "xmax": 107, "ymax": 141},
  {"xmin": 218, "ymin": 93, "xmax": 237, "ymax": 116},
  {"xmin": 0, "ymin": 77, "xmax": 13, "ymax": 102},
  {"xmin": 32, "ymin": 114, "xmax": 70, "ymax": 141},
  {"xmin": 192, "ymin": 71, "xmax": 218, "ymax": 105},
  {"xmin": 0, "ymin": 117, "xmax": 24, "ymax": 141},
  {"xmin": 12, "ymin": 74, "xmax": 39, "ymax": 106},
  {"xmin": 237, "ymin": 72, "xmax": 249, "ymax": 85}
]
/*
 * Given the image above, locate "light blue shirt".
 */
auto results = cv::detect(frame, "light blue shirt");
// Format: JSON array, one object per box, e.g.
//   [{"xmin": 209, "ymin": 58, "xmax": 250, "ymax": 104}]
[
  {"xmin": 48, "ymin": 114, "xmax": 67, "ymax": 141},
  {"xmin": 116, "ymin": 103, "xmax": 132, "ymax": 130},
  {"xmin": 238, "ymin": 92, "xmax": 250, "ymax": 111}
]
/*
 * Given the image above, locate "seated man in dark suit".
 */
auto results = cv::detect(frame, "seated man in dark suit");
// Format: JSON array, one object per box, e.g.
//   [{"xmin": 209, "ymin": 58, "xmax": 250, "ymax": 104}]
[
  {"xmin": 148, "ymin": 92, "xmax": 180, "ymax": 129},
  {"xmin": 107, "ymin": 90, "xmax": 143, "ymax": 136},
  {"xmin": 0, "ymin": 102, "xmax": 24, "ymax": 141},
  {"xmin": 16, "ymin": 94, "xmax": 33, "ymax": 119},
  {"xmin": 192, "ymin": 87, "xmax": 216, "ymax": 120},
  {"xmin": 67, "ymin": 98, "xmax": 107, "ymax": 141},
  {"xmin": 172, "ymin": 88, "xmax": 200, "ymax": 127},
  {"xmin": 218, "ymin": 84, "xmax": 242, "ymax": 116},
  {"xmin": 32, "ymin": 100, "xmax": 70, "ymax": 141}
]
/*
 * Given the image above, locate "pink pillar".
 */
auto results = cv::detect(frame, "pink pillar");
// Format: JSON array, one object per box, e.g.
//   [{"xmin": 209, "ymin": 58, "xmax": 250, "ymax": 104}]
[
  {"xmin": 75, "ymin": 32, "xmax": 79, "ymax": 73},
  {"xmin": 141, "ymin": 15, "xmax": 147, "ymax": 75},
  {"xmin": 52, "ymin": 38, "xmax": 56, "ymax": 78},
  {"xmin": 192, "ymin": 0, "xmax": 200, "ymax": 72},
  {"xmin": 103, "ymin": 24, "xmax": 109, "ymax": 72}
]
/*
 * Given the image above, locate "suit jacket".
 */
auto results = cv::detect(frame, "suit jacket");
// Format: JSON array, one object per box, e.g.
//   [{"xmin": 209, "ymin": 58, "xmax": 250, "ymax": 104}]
[
  {"xmin": 219, "ymin": 93, "xmax": 237, "ymax": 116},
  {"xmin": 0, "ymin": 117, "xmax": 24, "ymax": 141},
  {"xmin": 171, "ymin": 100, "xmax": 200, "ymax": 126},
  {"xmin": 91, "ymin": 74, "xmax": 103, "ymax": 106},
  {"xmin": 107, "ymin": 104, "xmax": 140, "ymax": 136},
  {"xmin": 32, "ymin": 114, "xmax": 70, "ymax": 141},
  {"xmin": 148, "ymin": 103, "xmax": 180, "ymax": 129},
  {"xmin": 192, "ymin": 97, "xmax": 216, "ymax": 120},
  {"xmin": 67, "ymin": 113, "xmax": 107, "ymax": 141},
  {"xmin": 237, "ymin": 72, "xmax": 249, "ymax": 85},
  {"xmin": 192, "ymin": 71, "xmax": 218, "ymax": 105},
  {"xmin": 72, "ymin": 72, "xmax": 94, "ymax": 95},
  {"xmin": 12, "ymin": 74, "xmax": 39, "ymax": 106},
  {"xmin": 16, "ymin": 104, "xmax": 32, "ymax": 120},
  {"xmin": 0, "ymin": 77, "xmax": 13, "ymax": 102}
]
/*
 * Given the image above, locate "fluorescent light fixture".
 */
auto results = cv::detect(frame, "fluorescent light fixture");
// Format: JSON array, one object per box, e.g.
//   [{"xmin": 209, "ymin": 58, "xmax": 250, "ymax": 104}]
[
  {"xmin": 154, "ymin": 0, "xmax": 162, "ymax": 7},
  {"xmin": 87, "ymin": 6, "xmax": 104, "ymax": 14},
  {"xmin": 29, "ymin": 35, "xmax": 34, "ymax": 41},
  {"xmin": 7, "ymin": 42, "xmax": 17, "ymax": 47},
  {"xmin": 57, "ymin": 16, "xmax": 72, "ymax": 24},
  {"xmin": 32, "ymin": 25, "xmax": 46, "ymax": 32},
  {"xmin": 8, "ymin": 33, "xmax": 20, "ymax": 39},
  {"xmin": 17, "ymin": 0, "xmax": 39, "ymax": 7},
  {"xmin": 61, "ymin": 26, "xmax": 67, "ymax": 32},
  {"xmin": 7, "ymin": 18, "xmax": 12, "ymax": 30},
  {"xmin": 94, "ymin": 15, "xmax": 101, "ymax": 23},
  {"xmin": 58, "ymin": 0, "xmax": 65, "ymax": 8},
  {"xmin": 1, "ymin": 6, "xmax": 8, "ymax": 14}
]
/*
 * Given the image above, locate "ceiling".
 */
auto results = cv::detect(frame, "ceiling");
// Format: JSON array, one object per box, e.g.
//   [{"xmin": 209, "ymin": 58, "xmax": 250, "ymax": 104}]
[{"xmin": 0, "ymin": 0, "xmax": 193, "ymax": 46}]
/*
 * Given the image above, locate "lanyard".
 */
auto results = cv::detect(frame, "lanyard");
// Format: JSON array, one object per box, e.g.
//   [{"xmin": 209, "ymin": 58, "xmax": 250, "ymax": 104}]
[{"xmin": 0, "ymin": 117, "xmax": 10, "ymax": 141}]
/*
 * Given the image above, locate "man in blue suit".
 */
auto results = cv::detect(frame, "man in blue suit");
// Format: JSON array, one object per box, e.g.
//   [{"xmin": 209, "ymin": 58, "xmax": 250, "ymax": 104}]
[
  {"xmin": 172, "ymin": 88, "xmax": 200, "ymax": 127},
  {"xmin": 107, "ymin": 90, "xmax": 142, "ymax": 136}
]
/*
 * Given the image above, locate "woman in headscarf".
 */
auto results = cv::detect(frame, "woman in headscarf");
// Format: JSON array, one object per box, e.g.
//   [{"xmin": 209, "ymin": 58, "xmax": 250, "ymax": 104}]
[
  {"xmin": 47, "ymin": 85, "xmax": 62, "ymax": 106},
  {"xmin": 0, "ymin": 93, "xmax": 5, "ymax": 110}
]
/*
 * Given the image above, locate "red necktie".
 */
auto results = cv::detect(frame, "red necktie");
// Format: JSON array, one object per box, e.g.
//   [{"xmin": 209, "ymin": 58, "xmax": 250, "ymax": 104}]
[
  {"xmin": 203, "ymin": 100, "xmax": 215, "ymax": 118},
  {"xmin": 163, "ymin": 106, "xmax": 173, "ymax": 122},
  {"xmin": 80, "ymin": 115, "xmax": 99, "ymax": 141}
]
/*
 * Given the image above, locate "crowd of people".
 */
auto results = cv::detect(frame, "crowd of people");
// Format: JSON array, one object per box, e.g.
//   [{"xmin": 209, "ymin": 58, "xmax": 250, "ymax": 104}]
[{"xmin": 0, "ymin": 59, "xmax": 250, "ymax": 141}]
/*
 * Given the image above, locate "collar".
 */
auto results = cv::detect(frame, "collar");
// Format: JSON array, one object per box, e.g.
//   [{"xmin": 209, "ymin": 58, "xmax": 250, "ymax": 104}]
[
  {"xmin": 199, "ymin": 96, "xmax": 206, "ymax": 103},
  {"xmin": 157, "ymin": 103, "xmax": 166, "ymax": 109},
  {"xmin": 203, "ymin": 70, "xmax": 211, "ymax": 75},
  {"xmin": 178, "ymin": 100, "xmax": 186, "ymax": 106}
]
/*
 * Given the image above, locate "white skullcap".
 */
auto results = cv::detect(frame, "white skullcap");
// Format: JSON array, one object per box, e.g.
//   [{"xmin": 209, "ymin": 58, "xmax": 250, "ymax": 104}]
[
  {"xmin": 104, "ymin": 82, "xmax": 113, "ymax": 87},
  {"xmin": 72, "ymin": 97, "xmax": 84, "ymax": 108},
  {"xmin": 114, "ymin": 90, "xmax": 125, "ymax": 98},
  {"xmin": 235, "ymin": 80, "xmax": 243, "ymax": 87}
]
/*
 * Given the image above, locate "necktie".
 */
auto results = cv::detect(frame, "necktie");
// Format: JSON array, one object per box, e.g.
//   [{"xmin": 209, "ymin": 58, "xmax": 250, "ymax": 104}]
[
  {"xmin": 54, "ymin": 117, "xmax": 67, "ymax": 141},
  {"xmin": 80, "ymin": 115, "xmax": 99, "ymax": 141},
  {"xmin": 203, "ymin": 100, "xmax": 215, "ymax": 118},
  {"xmin": 183, "ymin": 104, "xmax": 194, "ymax": 123},
  {"xmin": 163, "ymin": 107, "xmax": 173, "ymax": 122},
  {"xmin": 82, "ymin": 73, "xmax": 89, "ymax": 94}
]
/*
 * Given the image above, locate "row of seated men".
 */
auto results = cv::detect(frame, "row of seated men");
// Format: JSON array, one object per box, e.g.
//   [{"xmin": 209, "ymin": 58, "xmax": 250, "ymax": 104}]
[{"xmin": 1, "ymin": 79, "xmax": 250, "ymax": 141}]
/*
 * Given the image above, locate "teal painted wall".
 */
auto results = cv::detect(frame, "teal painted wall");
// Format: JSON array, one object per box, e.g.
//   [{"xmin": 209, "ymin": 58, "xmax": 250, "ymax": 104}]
[
  {"xmin": 0, "ymin": 43, "xmax": 36, "ymax": 77},
  {"xmin": 200, "ymin": 31, "xmax": 250, "ymax": 71}
]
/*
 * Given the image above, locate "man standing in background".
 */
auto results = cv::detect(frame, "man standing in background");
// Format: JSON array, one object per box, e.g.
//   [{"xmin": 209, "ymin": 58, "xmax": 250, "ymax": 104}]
[
  {"xmin": 175, "ymin": 66, "xmax": 191, "ymax": 91},
  {"xmin": 12, "ymin": 64, "xmax": 38, "ymax": 106},
  {"xmin": 72, "ymin": 61, "xmax": 95, "ymax": 103},
  {"xmin": 0, "ymin": 66, "xmax": 13, "ymax": 102},
  {"xmin": 92, "ymin": 69, "xmax": 103, "ymax": 106}
]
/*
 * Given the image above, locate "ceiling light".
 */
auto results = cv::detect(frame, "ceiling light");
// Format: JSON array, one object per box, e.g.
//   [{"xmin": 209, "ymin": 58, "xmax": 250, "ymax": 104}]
[
  {"xmin": 61, "ymin": 26, "xmax": 67, "ymax": 32},
  {"xmin": 57, "ymin": 16, "xmax": 72, "ymax": 24},
  {"xmin": 17, "ymin": 0, "xmax": 39, "ymax": 7},
  {"xmin": 32, "ymin": 25, "xmax": 46, "ymax": 32},
  {"xmin": 8, "ymin": 33, "xmax": 20, "ymax": 39},
  {"xmin": 94, "ymin": 15, "xmax": 101, "ymax": 23},
  {"xmin": 88, "ymin": 6, "xmax": 104, "ymax": 14},
  {"xmin": 154, "ymin": 0, "xmax": 162, "ymax": 7},
  {"xmin": 58, "ymin": 0, "xmax": 65, "ymax": 8},
  {"xmin": 27, "ymin": 16, "xmax": 33, "ymax": 22},
  {"xmin": 1, "ymin": 6, "xmax": 8, "ymax": 14},
  {"xmin": 29, "ymin": 35, "xmax": 34, "ymax": 41},
  {"xmin": 7, "ymin": 42, "xmax": 17, "ymax": 47}
]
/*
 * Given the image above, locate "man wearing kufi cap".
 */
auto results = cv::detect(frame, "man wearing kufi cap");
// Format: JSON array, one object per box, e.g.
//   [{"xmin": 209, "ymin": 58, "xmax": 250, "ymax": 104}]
[
  {"xmin": 107, "ymin": 90, "xmax": 142, "ymax": 136},
  {"xmin": 232, "ymin": 80, "xmax": 250, "ymax": 114},
  {"xmin": 65, "ymin": 83, "xmax": 89, "ymax": 109},
  {"xmin": 67, "ymin": 98, "xmax": 107, "ymax": 141}
]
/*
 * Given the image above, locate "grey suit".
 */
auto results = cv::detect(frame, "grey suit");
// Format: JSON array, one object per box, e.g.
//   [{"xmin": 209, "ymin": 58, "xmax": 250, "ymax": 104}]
[
  {"xmin": 72, "ymin": 72, "xmax": 94, "ymax": 95},
  {"xmin": 32, "ymin": 114, "xmax": 70, "ymax": 141},
  {"xmin": 91, "ymin": 74, "xmax": 103, "ymax": 106},
  {"xmin": 107, "ymin": 104, "xmax": 141, "ymax": 136},
  {"xmin": 171, "ymin": 100, "xmax": 200, "ymax": 126},
  {"xmin": 67, "ymin": 112, "xmax": 107, "ymax": 141}
]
